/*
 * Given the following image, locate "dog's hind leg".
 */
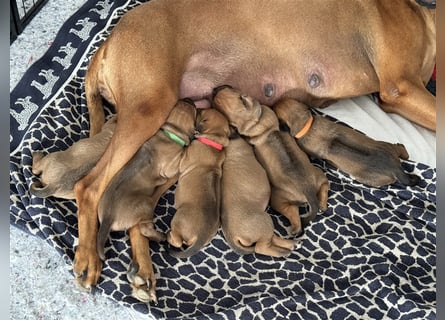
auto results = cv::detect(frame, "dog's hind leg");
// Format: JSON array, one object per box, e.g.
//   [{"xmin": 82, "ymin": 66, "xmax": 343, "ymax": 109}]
[
  {"xmin": 127, "ymin": 225, "xmax": 158, "ymax": 303},
  {"xmin": 378, "ymin": 77, "xmax": 436, "ymax": 131},
  {"xmin": 270, "ymin": 192, "xmax": 303, "ymax": 236},
  {"xmin": 255, "ymin": 236, "xmax": 300, "ymax": 258},
  {"xmin": 371, "ymin": 4, "xmax": 436, "ymax": 130}
]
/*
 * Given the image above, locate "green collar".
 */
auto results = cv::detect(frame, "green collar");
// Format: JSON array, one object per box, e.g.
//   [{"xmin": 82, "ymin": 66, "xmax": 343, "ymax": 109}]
[{"xmin": 162, "ymin": 128, "xmax": 187, "ymax": 147}]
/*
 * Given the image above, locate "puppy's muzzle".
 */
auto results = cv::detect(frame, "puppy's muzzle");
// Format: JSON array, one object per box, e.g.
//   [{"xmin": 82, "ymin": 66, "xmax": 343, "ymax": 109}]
[{"xmin": 212, "ymin": 85, "xmax": 233, "ymax": 99}]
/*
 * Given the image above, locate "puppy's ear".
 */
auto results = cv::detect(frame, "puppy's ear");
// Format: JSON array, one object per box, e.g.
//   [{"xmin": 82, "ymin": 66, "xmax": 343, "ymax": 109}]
[
  {"xmin": 278, "ymin": 119, "xmax": 291, "ymax": 132},
  {"xmin": 228, "ymin": 126, "xmax": 239, "ymax": 139},
  {"xmin": 194, "ymin": 109, "xmax": 203, "ymax": 133},
  {"xmin": 180, "ymin": 98, "xmax": 196, "ymax": 107}
]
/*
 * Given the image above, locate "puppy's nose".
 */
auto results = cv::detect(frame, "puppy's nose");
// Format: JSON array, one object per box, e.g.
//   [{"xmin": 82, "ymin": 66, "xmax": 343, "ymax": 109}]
[{"xmin": 212, "ymin": 85, "xmax": 233, "ymax": 99}]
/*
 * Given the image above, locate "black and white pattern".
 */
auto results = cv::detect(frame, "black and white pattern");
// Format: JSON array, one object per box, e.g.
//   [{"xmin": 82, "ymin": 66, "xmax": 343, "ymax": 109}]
[{"xmin": 10, "ymin": 1, "xmax": 436, "ymax": 319}]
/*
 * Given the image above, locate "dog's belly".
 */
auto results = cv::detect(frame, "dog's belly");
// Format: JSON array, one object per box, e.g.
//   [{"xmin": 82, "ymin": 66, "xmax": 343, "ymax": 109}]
[{"xmin": 179, "ymin": 48, "xmax": 378, "ymax": 108}]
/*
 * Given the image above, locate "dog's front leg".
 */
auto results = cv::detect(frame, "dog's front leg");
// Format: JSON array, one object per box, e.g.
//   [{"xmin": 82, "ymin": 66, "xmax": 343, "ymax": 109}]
[
  {"xmin": 72, "ymin": 173, "xmax": 103, "ymax": 291},
  {"xmin": 127, "ymin": 225, "xmax": 158, "ymax": 303},
  {"xmin": 72, "ymin": 99, "xmax": 174, "ymax": 290}
]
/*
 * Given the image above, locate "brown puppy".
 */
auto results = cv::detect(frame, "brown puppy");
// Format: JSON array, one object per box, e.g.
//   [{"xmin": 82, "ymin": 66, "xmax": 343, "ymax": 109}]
[
  {"xmin": 167, "ymin": 108, "xmax": 230, "ymax": 258},
  {"xmin": 97, "ymin": 99, "xmax": 196, "ymax": 302},
  {"xmin": 221, "ymin": 132, "xmax": 299, "ymax": 257},
  {"xmin": 74, "ymin": 0, "xmax": 435, "ymax": 289},
  {"xmin": 30, "ymin": 116, "xmax": 117, "ymax": 199},
  {"xmin": 273, "ymin": 98, "xmax": 420, "ymax": 187},
  {"xmin": 213, "ymin": 86, "xmax": 329, "ymax": 236}
]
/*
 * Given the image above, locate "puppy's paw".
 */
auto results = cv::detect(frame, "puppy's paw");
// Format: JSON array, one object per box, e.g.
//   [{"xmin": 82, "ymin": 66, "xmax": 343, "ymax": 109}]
[
  {"xmin": 139, "ymin": 223, "xmax": 166, "ymax": 242},
  {"xmin": 127, "ymin": 262, "xmax": 157, "ymax": 304}
]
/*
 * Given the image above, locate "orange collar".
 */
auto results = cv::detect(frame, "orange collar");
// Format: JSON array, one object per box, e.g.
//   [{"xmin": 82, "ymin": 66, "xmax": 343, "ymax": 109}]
[{"xmin": 294, "ymin": 114, "xmax": 314, "ymax": 139}]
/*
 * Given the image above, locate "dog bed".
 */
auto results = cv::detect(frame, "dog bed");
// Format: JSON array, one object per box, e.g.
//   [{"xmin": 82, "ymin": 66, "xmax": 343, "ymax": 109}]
[{"xmin": 10, "ymin": 0, "xmax": 436, "ymax": 319}]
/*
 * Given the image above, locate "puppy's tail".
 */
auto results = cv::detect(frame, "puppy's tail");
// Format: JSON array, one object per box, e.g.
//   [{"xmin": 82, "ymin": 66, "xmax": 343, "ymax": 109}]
[
  {"xmin": 97, "ymin": 218, "xmax": 113, "ymax": 261},
  {"xmin": 29, "ymin": 182, "xmax": 57, "ymax": 198},
  {"xmin": 168, "ymin": 237, "xmax": 209, "ymax": 259}
]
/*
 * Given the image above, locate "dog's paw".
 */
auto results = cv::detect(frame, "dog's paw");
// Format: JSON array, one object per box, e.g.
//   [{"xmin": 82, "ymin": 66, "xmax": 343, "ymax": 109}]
[
  {"xmin": 73, "ymin": 246, "xmax": 102, "ymax": 291},
  {"xmin": 279, "ymin": 238, "xmax": 302, "ymax": 257},
  {"xmin": 127, "ymin": 262, "xmax": 157, "ymax": 304}
]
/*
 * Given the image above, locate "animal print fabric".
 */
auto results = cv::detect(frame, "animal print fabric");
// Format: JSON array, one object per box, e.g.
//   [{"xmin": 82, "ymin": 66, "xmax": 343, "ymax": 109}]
[{"xmin": 10, "ymin": 0, "xmax": 436, "ymax": 318}]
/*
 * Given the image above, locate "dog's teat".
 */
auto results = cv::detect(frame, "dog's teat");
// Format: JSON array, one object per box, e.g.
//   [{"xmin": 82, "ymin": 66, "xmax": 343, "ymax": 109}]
[
  {"xmin": 264, "ymin": 83, "xmax": 274, "ymax": 98},
  {"xmin": 308, "ymin": 73, "xmax": 321, "ymax": 88}
]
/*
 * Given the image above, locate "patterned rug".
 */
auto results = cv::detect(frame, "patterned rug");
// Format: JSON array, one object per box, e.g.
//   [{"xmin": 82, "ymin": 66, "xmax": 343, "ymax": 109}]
[{"xmin": 10, "ymin": 1, "xmax": 436, "ymax": 319}]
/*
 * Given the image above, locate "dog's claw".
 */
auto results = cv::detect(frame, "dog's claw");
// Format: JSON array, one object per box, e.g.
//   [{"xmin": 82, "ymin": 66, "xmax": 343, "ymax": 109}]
[{"xmin": 74, "ymin": 276, "xmax": 93, "ymax": 292}]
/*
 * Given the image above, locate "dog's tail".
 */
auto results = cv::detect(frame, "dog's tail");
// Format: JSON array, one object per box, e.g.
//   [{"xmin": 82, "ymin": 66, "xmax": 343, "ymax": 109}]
[
  {"xmin": 29, "ymin": 182, "xmax": 57, "ymax": 198},
  {"xmin": 85, "ymin": 46, "xmax": 106, "ymax": 136},
  {"xmin": 167, "ymin": 236, "xmax": 209, "ymax": 259},
  {"xmin": 96, "ymin": 217, "xmax": 113, "ymax": 261}
]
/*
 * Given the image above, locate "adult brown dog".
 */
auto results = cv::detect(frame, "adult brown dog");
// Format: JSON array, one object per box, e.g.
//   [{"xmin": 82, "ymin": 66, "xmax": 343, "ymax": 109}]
[
  {"xmin": 221, "ymin": 133, "xmax": 299, "ymax": 257},
  {"xmin": 73, "ymin": 0, "xmax": 436, "ymax": 290},
  {"xmin": 213, "ymin": 86, "xmax": 329, "ymax": 236},
  {"xmin": 167, "ymin": 108, "xmax": 230, "ymax": 258},
  {"xmin": 273, "ymin": 98, "xmax": 420, "ymax": 187}
]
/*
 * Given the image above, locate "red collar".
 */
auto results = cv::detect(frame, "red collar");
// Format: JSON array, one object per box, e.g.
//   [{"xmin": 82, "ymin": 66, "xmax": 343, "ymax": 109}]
[{"xmin": 196, "ymin": 137, "xmax": 224, "ymax": 151}]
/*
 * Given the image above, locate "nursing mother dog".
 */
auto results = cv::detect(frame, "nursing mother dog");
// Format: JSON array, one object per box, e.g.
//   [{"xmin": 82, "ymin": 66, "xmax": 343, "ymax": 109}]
[{"xmin": 72, "ymin": 0, "xmax": 436, "ymax": 293}]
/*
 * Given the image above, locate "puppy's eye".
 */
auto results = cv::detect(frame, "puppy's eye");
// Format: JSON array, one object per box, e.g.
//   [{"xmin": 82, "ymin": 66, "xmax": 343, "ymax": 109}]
[{"xmin": 239, "ymin": 96, "xmax": 249, "ymax": 109}]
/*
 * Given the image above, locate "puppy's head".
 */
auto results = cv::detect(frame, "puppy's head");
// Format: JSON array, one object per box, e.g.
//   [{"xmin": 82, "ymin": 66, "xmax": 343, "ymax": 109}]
[
  {"xmin": 195, "ymin": 108, "xmax": 230, "ymax": 147},
  {"xmin": 212, "ymin": 86, "xmax": 278, "ymax": 136},
  {"xmin": 273, "ymin": 98, "xmax": 312, "ymax": 137},
  {"xmin": 162, "ymin": 99, "xmax": 197, "ymax": 145}
]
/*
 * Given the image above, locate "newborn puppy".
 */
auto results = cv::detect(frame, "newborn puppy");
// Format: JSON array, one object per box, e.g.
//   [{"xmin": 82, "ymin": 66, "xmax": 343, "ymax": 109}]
[
  {"xmin": 167, "ymin": 108, "xmax": 230, "ymax": 258},
  {"xmin": 213, "ymin": 86, "xmax": 329, "ymax": 236},
  {"xmin": 221, "ymin": 132, "xmax": 299, "ymax": 257},
  {"xmin": 30, "ymin": 116, "xmax": 117, "ymax": 199},
  {"xmin": 273, "ymin": 98, "xmax": 419, "ymax": 187},
  {"xmin": 96, "ymin": 100, "xmax": 197, "ymax": 259}
]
